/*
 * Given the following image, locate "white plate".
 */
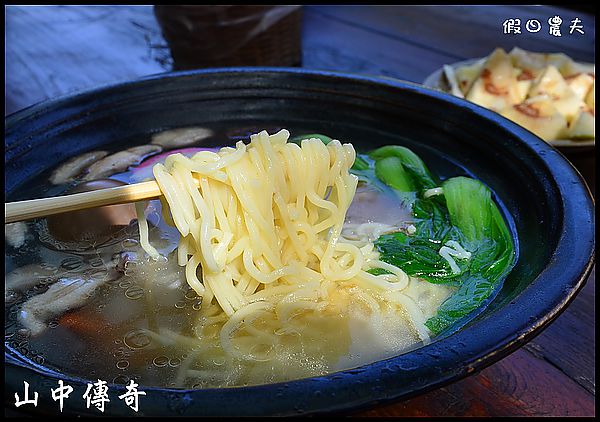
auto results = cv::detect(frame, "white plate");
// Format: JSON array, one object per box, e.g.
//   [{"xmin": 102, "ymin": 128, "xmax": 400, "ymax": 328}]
[{"xmin": 422, "ymin": 58, "xmax": 595, "ymax": 149}]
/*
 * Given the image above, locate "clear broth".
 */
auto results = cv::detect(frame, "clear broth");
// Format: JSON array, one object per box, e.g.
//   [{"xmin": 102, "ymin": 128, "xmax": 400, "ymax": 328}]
[{"xmin": 5, "ymin": 126, "xmax": 454, "ymax": 388}]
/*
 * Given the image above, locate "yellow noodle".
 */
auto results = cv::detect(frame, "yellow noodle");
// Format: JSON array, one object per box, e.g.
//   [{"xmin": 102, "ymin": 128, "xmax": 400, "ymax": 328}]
[
  {"xmin": 135, "ymin": 202, "xmax": 160, "ymax": 260},
  {"xmin": 136, "ymin": 129, "xmax": 445, "ymax": 365}
]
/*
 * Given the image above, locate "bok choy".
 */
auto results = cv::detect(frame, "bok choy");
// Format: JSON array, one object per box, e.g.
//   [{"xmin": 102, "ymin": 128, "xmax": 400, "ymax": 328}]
[
  {"xmin": 289, "ymin": 134, "xmax": 516, "ymax": 336},
  {"xmin": 367, "ymin": 145, "xmax": 516, "ymax": 335}
]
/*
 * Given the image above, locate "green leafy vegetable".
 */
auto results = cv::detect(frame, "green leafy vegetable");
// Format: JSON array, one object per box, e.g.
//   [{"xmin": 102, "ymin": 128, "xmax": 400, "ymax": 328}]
[
  {"xmin": 375, "ymin": 157, "xmax": 414, "ymax": 192},
  {"xmin": 369, "ymin": 150, "xmax": 515, "ymax": 336},
  {"xmin": 288, "ymin": 134, "xmax": 516, "ymax": 336},
  {"xmin": 367, "ymin": 267, "xmax": 392, "ymax": 276},
  {"xmin": 369, "ymin": 145, "xmax": 438, "ymax": 191},
  {"xmin": 352, "ymin": 155, "xmax": 370, "ymax": 171},
  {"xmin": 443, "ymin": 177, "xmax": 493, "ymax": 243},
  {"xmin": 423, "ymin": 273, "xmax": 497, "ymax": 334},
  {"xmin": 374, "ymin": 230, "xmax": 466, "ymax": 285}
]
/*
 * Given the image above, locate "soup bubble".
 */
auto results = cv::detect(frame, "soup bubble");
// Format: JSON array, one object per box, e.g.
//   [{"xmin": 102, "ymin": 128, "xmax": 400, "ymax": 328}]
[
  {"xmin": 116, "ymin": 360, "xmax": 130, "ymax": 370},
  {"xmin": 119, "ymin": 280, "xmax": 133, "ymax": 289},
  {"xmin": 153, "ymin": 356, "xmax": 169, "ymax": 367},
  {"xmin": 122, "ymin": 239, "xmax": 139, "ymax": 249},
  {"xmin": 125, "ymin": 286, "xmax": 145, "ymax": 300},
  {"xmin": 124, "ymin": 330, "xmax": 152, "ymax": 349}
]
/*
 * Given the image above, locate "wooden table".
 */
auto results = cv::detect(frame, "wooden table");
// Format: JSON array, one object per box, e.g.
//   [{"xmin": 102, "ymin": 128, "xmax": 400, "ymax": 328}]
[{"xmin": 5, "ymin": 5, "xmax": 595, "ymax": 417}]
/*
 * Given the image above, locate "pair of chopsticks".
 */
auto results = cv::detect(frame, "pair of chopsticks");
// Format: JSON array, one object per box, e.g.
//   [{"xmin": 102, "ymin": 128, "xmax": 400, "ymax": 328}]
[{"xmin": 5, "ymin": 180, "xmax": 163, "ymax": 224}]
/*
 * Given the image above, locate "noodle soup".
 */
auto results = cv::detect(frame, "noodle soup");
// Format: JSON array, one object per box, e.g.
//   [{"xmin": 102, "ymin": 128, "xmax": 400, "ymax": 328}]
[{"xmin": 5, "ymin": 128, "xmax": 515, "ymax": 389}]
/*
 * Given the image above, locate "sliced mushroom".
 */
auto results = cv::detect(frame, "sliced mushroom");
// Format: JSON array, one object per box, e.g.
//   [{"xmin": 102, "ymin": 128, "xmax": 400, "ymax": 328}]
[
  {"xmin": 151, "ymin": 127, "xmax": 214, "ymax": 148},
  {"xmin": 83, "ymin": 145, "xmax": 162, "ymax": 181},
  {"xmin": 49, "ymin": 150, "xmax": 109, "ymax": 185},
  {"xmin": 5, "ymin": 221, "xmax": 29, "ymax": 248},
  {"xmin": 126, "ymin": 145, "xmax": 164, "ymax": 156},
  {"xmin": 5, "ymin": 263, "xmax": 60, "ymax": 294},
  {"xmin": 6, "ymin": 253, "xmax": 122, "ymax": 296},
  {"xmin": 18, "ymin": 272, "xmax": 115, "ymax": 336}
]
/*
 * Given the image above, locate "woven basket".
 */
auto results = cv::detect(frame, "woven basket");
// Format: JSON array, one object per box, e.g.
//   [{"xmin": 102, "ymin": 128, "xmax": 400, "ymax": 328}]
[{"xmin": 154, "ymin": 5, "xmax": 303, "ymax": 70}]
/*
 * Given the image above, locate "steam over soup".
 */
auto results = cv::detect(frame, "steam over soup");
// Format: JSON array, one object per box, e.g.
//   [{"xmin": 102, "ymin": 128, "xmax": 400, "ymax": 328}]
[{"xmin": 5, "ymin": 129, "xmax": 515, "ymax": 388}]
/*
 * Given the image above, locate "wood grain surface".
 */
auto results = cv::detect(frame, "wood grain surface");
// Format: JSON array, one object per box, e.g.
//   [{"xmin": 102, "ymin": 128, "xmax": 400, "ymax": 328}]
[{"xmin": 4, "ymin": 5, "xmax": 595, "ymax": 417}]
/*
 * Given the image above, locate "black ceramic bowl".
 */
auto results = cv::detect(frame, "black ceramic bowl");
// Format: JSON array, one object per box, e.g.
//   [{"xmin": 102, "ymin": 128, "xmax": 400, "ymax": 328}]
[{"xmin": 4, "ymin": 68, "xmax": 595, "ymax": 416}]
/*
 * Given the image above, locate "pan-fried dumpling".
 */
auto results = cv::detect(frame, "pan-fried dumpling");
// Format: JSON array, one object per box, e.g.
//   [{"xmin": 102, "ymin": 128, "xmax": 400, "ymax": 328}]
[
  {"xmin": 466, "ymin": 48, "xmax": 524, "ymax": 111},
  {"xmin": 568, "ymin": 109, "xmax": 595, "ymax": 139},
  {"xmin": 443, "ymin": 47, "xmax": 594, "ymax": 142},
  {"xmin": 528, "ymin": 66, "xmax": 585, "ymax": 122},
  {"xmin": 566, "ymin": 73, "xmax": 595, "ymax": 100},
  {"xmin": 509, "ymin": 47, "xmax": 575, "ymax": 76},
  {"xmin": 500, "ymin": 96, "xmax": 568, "ymax": 141},
  {"xmin": 514, "ymin": 68, "xmax": 535, "ymax": 99},
  {"xmin": 454, "ymin": 59, "xmax": 484, "ymax": 96},
  {"xmin": 585, "ymin": 81, "xmax": 594, "ymax": 111}
]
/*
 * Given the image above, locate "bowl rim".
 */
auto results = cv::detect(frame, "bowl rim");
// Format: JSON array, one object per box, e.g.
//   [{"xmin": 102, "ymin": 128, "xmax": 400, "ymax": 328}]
[{"xmin": 4, "ymin": 67, "xmax": 596, "ymax": 416}]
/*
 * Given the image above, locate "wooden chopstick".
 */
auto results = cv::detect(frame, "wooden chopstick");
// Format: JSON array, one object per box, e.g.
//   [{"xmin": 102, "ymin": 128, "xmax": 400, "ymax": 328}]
[{"xmin": 5, "ymin": 180, "xmax": 163, "ymax": 224}]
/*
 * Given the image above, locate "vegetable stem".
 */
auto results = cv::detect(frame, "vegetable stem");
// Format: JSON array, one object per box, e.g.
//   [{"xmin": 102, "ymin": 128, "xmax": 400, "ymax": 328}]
[{"xmin": 375, "ymin": 157, "xmax": 414, "ymax": 192}]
